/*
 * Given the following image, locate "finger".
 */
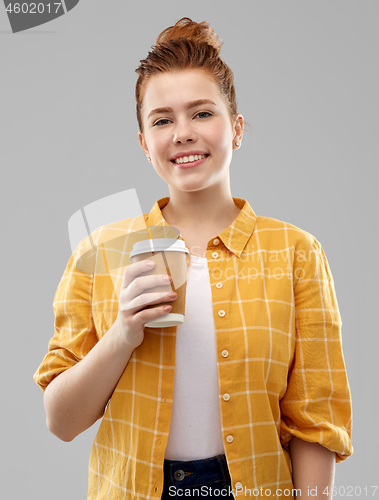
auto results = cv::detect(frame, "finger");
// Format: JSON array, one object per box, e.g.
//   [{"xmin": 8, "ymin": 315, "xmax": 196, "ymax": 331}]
[
  {"xmin": 137, "ymin": 304, "xmax": 173, "ymax": 327},
  {"xmin": 128, "ymin": 273, "xmax": 172, "ymax": 299},
  {"xmin": 120, "ymin": 290, "xmax": 177, "ymax": 313},
  {"xmin": 122, "ymin": 259, "xmax": 156, "ymax": 289}
]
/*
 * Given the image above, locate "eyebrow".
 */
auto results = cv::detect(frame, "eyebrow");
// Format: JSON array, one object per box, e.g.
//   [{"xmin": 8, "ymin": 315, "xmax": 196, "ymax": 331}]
[{"xmin": 147, "ymin": 99, "xmax": 217, "ymax": 120}]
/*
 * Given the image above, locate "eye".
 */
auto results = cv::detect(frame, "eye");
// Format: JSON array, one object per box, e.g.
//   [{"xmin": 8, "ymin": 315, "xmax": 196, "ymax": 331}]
[
  {"xmin": 153, "ymin": 118, "xmax": 171, "ymax": 126},
  {"xmin": 195, "ymin": 111, "xmax": 212, "ymax": 119}
]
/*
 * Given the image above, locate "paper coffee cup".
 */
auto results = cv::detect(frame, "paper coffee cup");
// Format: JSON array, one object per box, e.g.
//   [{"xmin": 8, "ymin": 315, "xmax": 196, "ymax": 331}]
[{"xmin": 129, "ymin": 238, "xmax": 190, "ymax": 327}]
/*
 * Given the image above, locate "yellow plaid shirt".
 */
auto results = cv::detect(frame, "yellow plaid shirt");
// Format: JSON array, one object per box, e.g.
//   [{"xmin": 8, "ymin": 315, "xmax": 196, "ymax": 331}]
[{"xmin": 34, "ymin": 197, "xmax": 353, "ymax": 499}]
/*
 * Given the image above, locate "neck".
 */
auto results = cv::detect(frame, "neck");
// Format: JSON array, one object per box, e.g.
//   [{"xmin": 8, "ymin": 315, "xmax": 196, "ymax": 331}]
[{"xmin": 162, "ymin": 183, "xmax": 239, "ymax": 231}]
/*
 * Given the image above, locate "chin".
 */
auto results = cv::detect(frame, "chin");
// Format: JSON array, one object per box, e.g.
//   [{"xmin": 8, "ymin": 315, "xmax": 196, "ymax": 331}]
[{"xmin": 176, "ymin": 182, "xmax": 211, "ymax": 193}]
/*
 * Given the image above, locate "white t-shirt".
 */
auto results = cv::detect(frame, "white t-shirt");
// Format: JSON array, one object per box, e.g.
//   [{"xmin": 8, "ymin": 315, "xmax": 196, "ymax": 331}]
[{"xmin": 164, "ymin": 254, "xmax": 225, "ymax": 461}]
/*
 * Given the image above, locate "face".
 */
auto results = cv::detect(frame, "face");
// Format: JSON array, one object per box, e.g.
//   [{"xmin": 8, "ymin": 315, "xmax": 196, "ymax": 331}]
[{"xmin": 138, "ymin": 69, "xmax": 243, "ymax": 195}]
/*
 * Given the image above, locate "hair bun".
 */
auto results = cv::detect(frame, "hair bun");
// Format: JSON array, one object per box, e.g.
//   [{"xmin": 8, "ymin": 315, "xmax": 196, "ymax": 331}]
[{"xmin": 156, "ymin": 17, "xmax": 223, "ymax": 54}]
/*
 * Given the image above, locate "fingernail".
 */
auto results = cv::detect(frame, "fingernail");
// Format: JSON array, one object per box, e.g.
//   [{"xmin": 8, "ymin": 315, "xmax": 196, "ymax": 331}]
[{"xmin": 146, "ymin": 261, "xmax": 155, "ymax": 267}]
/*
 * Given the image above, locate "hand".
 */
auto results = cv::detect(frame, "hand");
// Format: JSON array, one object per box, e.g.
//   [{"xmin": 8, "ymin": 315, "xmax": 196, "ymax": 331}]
[{"xmin": 114, "ymin": 260, "xmax": 176, "ymax": 349}]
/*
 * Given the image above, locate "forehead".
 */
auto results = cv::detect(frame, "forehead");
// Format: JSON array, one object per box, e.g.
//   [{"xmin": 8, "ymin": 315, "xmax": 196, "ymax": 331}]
[{"xmin": 141, "ymin": 69, "xmax": 226, "ymax": 113}]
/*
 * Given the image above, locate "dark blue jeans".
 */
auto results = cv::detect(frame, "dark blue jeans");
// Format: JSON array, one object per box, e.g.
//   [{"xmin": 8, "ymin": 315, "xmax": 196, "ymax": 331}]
[{"xmin": 161, "ymin": 455, "xmax": 235, "ymax": 499}]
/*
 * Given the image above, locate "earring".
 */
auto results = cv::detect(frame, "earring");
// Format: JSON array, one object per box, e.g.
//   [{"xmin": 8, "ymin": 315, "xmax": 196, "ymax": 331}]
[
  {"xmin": 235, "ymin": 141, "xmax": 240, "ymax": 147},
  {"xmin": 147, "ymin": 156, "xmax": 151, "ymax": 161}
]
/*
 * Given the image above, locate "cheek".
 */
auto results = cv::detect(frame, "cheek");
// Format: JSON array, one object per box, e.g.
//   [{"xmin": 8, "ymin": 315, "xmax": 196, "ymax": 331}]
[
  {"xmin": 150, "ymin": 135, "xmax": 166, "ymax": 155},
  {"xmin": 208, "ymin": 122, "xmax": 233, "ymax": 147}
]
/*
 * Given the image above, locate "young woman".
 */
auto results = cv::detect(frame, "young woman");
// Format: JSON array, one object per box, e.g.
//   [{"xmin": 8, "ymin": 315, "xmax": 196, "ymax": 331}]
[{"xmin": 34, "ymin": 18, "xmax": 353, "ymax": 500}]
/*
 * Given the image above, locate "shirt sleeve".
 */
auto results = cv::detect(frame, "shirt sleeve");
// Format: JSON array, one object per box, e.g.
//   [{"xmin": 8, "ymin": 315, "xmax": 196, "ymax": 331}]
[
  {"xmin": 279, "ymin": 237, "xmax": 353, "ymax": 463},
  {"xmin": 33, "ymin": 239, "xmax": 98, "ymax": 392}
]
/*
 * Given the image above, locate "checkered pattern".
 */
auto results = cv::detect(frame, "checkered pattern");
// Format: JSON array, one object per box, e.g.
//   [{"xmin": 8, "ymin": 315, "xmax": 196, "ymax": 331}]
[{"xmin": 34, "ymin": 197, "xmax": 353, "ymax": 499}]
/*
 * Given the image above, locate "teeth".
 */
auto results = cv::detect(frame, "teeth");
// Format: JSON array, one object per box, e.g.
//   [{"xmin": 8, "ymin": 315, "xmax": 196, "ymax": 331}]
[{"xmin": 174, "ymin": 154, "xmax": 207, "ymax": 164}]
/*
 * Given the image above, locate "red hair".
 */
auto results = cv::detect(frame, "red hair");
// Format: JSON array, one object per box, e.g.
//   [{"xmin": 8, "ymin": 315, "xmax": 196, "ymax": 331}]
[{"xmin": 135, "ymin": 17, "xmax": 239, "ymax": 134}]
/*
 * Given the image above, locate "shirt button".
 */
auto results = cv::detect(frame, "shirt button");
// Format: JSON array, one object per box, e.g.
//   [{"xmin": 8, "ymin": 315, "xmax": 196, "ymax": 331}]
[
  {"xmin": 223, "ymin": 393, "xmax": 230, "ymax": 401},
  {"xmin": 212, "ymin": 252, "xmax": 219, "ymax": 259},
  {"xmin": 235, "ymin": 482, "xmax": 243, "ymax": 489},
  {"xmin": 226, "ymin": 435, "xmax": 234, "ymax": 443},
  {"xmin": 218, "ymin": 310, "xmax": 225, "ymax": 317},
  {"xmin": 216, "ymin": 282, "xmax": 223, "ymax": 289},
  {"xmin": 221, "ymin": 350, "xmax": 229, "ymax": 358},
  {"xmin": 213, "ymin": 238, "xmax": 220, "ymax": 245}
]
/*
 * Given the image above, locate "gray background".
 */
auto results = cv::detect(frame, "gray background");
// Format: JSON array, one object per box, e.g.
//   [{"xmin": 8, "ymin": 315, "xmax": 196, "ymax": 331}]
[{"xmin": 1, "ymin": 1, "xmax": 378, "ymax": 498}]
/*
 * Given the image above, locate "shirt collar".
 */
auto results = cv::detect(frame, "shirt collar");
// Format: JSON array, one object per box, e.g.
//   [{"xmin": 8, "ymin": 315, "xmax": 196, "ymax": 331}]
[{"xmin": 145, "ymin": 197, "xmax": 257, "ymax": 259}]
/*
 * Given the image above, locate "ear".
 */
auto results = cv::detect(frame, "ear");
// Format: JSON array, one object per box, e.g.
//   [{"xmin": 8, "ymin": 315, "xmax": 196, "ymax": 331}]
[
  {"xmin": 138, "ymin": 131, "xmax": 150, "ymax": 158},
  {"xmin": 232, "ymin": 114, "xmax": 244, "ymax": 150}
]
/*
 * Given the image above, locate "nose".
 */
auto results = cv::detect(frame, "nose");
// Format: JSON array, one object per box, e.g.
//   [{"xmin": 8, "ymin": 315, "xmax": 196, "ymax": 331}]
[{"xmin": 173, "ymin": 119, "xmax": 196, "ymax": 144}]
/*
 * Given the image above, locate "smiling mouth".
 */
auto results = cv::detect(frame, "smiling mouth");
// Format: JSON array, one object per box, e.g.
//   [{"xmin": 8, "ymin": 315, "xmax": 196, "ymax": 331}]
[{"xmin": 171, "ymin": 154, "xmax": 209, "ymax": 165}]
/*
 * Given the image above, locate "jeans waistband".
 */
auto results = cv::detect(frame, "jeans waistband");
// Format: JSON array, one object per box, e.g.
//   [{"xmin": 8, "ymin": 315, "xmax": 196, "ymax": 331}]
[{"xmin": 163, "ymin": 454, "xmax": 231, "ymax": 488}]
